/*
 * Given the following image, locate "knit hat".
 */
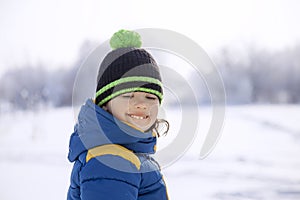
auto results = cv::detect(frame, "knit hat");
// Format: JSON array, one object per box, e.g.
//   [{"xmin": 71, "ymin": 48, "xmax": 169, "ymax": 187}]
[{"xmin": 95, "ymin": 30, "xmax": 163, "ymax": 107}]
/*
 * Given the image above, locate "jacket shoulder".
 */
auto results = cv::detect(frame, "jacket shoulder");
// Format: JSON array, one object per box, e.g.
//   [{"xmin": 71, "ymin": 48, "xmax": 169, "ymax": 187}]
[
  {"xmin": 86, "ymin": 144, "xmax": 141, "ymax": 170},
  {"xmin": 80, "ymin": 144, "xmax": 142, "ymax": 187}
]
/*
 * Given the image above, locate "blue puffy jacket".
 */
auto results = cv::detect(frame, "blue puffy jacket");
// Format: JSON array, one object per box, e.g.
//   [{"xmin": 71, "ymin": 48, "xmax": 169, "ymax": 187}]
[{"xmin": 67, "ymin": 99, "xmax": 169, "ymax": 200}]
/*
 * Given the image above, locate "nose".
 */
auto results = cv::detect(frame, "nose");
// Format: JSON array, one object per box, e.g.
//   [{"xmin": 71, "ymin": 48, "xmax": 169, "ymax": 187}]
[
  {"xmin": 134, "ymin": 100, "xmax": 147, "ymax": 110},
  {"xmin": 131, "ymin": 96, "xmax": 147, "ymax": 110}
]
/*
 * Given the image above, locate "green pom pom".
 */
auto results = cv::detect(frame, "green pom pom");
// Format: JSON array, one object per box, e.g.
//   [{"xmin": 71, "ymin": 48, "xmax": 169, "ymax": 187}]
[{"xmin": 110, "ymin": 29, "xmax": 142, "ymax": 50}]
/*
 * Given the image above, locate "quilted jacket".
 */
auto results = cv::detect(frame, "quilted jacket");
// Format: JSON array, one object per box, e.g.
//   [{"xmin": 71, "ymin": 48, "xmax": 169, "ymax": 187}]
[{"xmin": 67, "ymin": 99, "xmax": 169, "ymax": 200}]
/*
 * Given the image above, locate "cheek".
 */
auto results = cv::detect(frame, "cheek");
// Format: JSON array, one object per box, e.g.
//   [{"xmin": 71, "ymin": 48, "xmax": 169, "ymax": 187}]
[
  {"xmin": 150, "ymin": 104, "xmax": 159, "ymax": 118},
  {"xmin": 112, "ymin": 105, "xmax": 126, "ymax": 117},
  {"xmin": 107, "ymin": 101, "xmax": 128, "ymax": 119}
]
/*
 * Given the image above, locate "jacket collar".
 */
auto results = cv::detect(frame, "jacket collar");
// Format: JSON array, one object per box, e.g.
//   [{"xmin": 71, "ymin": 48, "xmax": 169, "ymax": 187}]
[{"xmin": 68, "ymin": 99, "xmax": 157, "ymax": 162}]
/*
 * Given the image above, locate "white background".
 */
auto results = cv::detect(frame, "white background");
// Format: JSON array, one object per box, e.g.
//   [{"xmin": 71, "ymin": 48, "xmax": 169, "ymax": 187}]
[{"xmin": 1, "ymin": 0, "xmax": 300, "ymax": 75}]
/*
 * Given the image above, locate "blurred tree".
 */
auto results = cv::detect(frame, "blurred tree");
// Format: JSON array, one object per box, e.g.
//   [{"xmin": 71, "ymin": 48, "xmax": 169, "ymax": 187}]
[{"xmin": 1, "ymin": 40, "xmax": 299, "ymax": 111}]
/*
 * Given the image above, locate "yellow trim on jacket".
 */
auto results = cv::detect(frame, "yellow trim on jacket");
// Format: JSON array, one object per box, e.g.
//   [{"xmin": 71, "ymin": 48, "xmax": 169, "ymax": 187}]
[{"xmin": 86, "ymin": 144, "xmax": 141, "ymax": 170}]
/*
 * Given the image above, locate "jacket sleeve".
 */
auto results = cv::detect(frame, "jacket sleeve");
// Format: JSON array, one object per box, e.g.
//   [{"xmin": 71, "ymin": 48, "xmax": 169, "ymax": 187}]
[
  {"xmin": 80, "ymin": 155, "xmax": 141, "ymax": 200},
  {"xmin": 138, "ymin": 157, "xmax": 169, "ymax": 200},
  {"xmin": 67, "ymin": 160, "xmax": 82, "ymax": 200},
  {"xmin": 81, "ymin": 178, "xmax": 138, "ymax": 200}
]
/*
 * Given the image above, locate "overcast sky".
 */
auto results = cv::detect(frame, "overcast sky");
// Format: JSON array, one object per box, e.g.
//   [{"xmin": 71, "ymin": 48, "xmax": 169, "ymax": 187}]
[{"xmin": 0, "ymin": 0, "xmax": 300, "ymax": 75}]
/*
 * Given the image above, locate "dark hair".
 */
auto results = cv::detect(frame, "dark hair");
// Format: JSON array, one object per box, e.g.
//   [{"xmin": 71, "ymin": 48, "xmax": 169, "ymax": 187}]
[{"xmin": 152, "ymin": 119, "xmax": 170, "ymax": 137}]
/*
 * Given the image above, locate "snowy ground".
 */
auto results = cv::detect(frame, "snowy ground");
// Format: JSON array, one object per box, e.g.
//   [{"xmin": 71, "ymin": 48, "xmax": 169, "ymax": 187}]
[{"xmin": 0, "ymin": 105, "xmax": 300, "ymax": 200}]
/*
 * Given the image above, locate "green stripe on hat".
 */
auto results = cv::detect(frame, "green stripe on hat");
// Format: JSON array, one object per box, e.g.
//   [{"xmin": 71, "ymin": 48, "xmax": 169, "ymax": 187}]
[
  {"xmin": 98, "ymin": 87, "xmax": 163, "ymax": 106},
  {"xmin": 96, "ymin": 76, "xmax": 163, "ymax": 98}
]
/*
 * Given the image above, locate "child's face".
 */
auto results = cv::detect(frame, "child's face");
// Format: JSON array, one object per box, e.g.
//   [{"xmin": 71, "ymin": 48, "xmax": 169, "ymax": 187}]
[{"xmin": 104, "ymin": 92, "xmax": 159, "ymax": 132}]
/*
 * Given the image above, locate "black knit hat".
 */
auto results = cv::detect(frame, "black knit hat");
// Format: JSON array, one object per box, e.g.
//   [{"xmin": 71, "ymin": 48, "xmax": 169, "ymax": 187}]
[{"xmin": 95, "ymin": 30, "xmax": 163, "ymax": 107}]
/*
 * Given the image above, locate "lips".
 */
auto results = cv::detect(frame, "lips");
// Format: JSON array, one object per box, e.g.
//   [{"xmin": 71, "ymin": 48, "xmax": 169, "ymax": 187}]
[{"xmin": 127, "ymin": 113, "xmax": 149, "ymax": 120}]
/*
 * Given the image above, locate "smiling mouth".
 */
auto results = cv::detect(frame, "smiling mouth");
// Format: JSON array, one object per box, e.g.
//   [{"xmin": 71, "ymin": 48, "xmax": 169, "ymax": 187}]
[{"xmin": 127, "ymin": 114, "xmax": 149, "ymax": 120}]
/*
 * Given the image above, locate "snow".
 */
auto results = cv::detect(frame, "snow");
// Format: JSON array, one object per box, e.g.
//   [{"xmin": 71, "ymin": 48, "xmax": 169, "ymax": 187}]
[{"xmin": 0, "ymin": 105, "xmax": 300, "ymax": 200}]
